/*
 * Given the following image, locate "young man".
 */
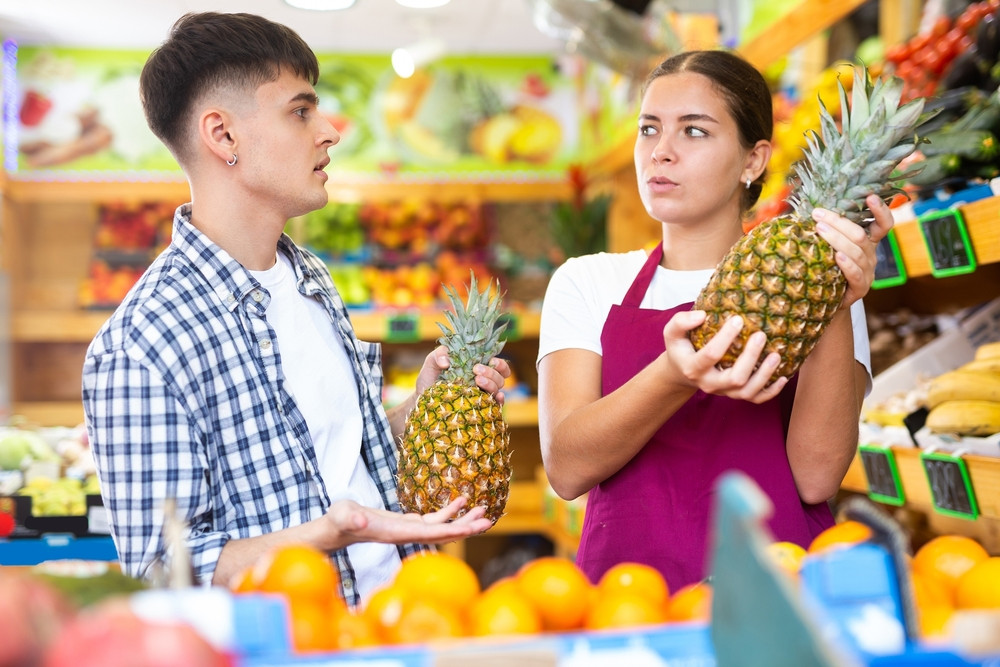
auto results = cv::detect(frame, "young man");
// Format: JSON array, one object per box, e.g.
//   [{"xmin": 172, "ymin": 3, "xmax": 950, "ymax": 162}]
[{"xmin": 82, "ymin": 12, "xmax": 508, "ymax": 606}]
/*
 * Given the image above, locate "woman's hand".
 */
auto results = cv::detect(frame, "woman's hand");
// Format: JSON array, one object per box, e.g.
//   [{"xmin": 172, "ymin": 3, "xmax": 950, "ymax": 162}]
[
  {"xmin": 662, "ymin": 310, "xmax": 787, "ymax": 403},
  {"xmin": 814, "ymin": 193, "xmax": 895, "ymax": 311},
  {"xmin": 416, "ymin": 345, "xmax": 512, "ymax": 405},
  {"xmin": 325, "ymin": 496, "xmax": 492, "ymax": 546}
]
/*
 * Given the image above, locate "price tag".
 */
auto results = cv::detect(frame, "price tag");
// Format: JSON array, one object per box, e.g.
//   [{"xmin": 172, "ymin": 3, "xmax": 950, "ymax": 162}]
[
  {"xmin": 385, "ymin": 313, "xmax": 420, "ymax": 342},
  {"xmin": 858, "ymin": 444, "xmax": 905, "ymax": 506},
  {"xmin": 917, "ymin": 209, "xmax": 977, "ymax": 278},
  {"xmin": 872, "ymin": 230, "xmax": 907, "ymax": 289},
  {"xmin": 496, "ymin": 313, "xmax": 518, "ymax": 341},
  {"xmin": 921, "ymin": 451, "xmax": 979, "ymax": 520}
]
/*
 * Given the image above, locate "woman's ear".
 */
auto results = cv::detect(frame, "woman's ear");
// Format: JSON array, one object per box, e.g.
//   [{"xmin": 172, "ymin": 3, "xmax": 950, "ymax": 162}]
[
  {"xmin": 745, "ymin": 139, "xmax": 772, "ymax": 183},
  {"xmin": 198, "ymin": 108, "xmax": 237, "ymax": 164}
]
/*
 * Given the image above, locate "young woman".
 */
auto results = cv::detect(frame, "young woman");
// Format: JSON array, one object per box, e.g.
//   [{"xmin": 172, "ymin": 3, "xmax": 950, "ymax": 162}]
[{"xmin": 537, "ymin": 50, "xmax": 890, "ymax": 590}]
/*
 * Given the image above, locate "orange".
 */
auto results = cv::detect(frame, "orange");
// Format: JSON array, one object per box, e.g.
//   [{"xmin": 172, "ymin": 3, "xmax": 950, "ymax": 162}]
[
  {"xmin": 287, "ymin": 599, "xmax": 337, "ymax": 653},
  {"xmin": 389, "ymin": 598, "xmax": 466, "ymax": 645},
  {"xmin": 912, "ymin": 535, "xmax": 990, "ymax": 594},
  {"xmin": 911, "ymin": 570, "xmax": 954, "ymax": 609},
  {"xmin": 596, "ymin": 563, "xmax": 670, "ymax": 609},
  {"xmin": 228, "ymin": 565, "xmax": 257, "ymax": 594},
  {"xmin": 666, "ymin": 581, "xmax": 712, "ymax": 622},
  {"xmin": 362, "ymin": 583, "xmax": 415, "ymax": 643},
  {"xmin": 468, "ymin": 585, "xmax": 542, "ymax": 636},
  {"xmin": 585, "ymin": 591, "xmax": 668, "ymax": 631},
  {"xmin": 917, "ymin": 604, "xmax": 954, "ymax": 640},
  {"xmin": 807, "ymin": 520, "xmax": 872, "ymax": 554},
  {"xmin": 253, "ymin": 543, "xmax": 340, "ymax": 608},
  {"xmin": 766, "ymin": 541, "xmax": 807, "ymax": 577},
  {"xmin": 331, "ymin": 610, "xmax": 380, "ymax": 650},
  {"xmin": 954, "ymin": 556, "xmax": 1000, "ymax": 609},
  {"xmin": 394, "ymin": 551, "xmax": 481, "ymax": 613},
  {"xmin": 515, "ymin": 557, "xmax": 593, "ymax": 632}
]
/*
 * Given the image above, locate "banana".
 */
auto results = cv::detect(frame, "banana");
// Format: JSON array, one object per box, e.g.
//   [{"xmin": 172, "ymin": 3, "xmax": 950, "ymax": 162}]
[
  {"xmin": 925, "ymin": 400, "xmax": 1000, "ymax": 437},
  {"xmin": 974, "ymin": 340, "xmax": 1000, "ymax": 361},
  {"xmin": 959, "ymin": 358, "xmax": 1000, "ymax": 374},
  {"xmin": 926, "ymin": 369, "xmax": 1000, "ymax": 409}
]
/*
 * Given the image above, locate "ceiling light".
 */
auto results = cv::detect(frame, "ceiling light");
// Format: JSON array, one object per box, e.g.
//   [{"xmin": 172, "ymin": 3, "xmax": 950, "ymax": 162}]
[
  {"xmin": 391, "ymin": 38, "xmax": 446, "ymax": 78},
  {"xmin": 284, "ymin": 0, "xmax": 357, "ymax": 10},
  {"xmin": 394, "ymin": 0, "xmax": 452, "ymax": 8}
]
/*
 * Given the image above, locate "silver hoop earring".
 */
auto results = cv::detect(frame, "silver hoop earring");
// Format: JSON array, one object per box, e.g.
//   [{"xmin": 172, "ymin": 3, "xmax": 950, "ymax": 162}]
[
  {"xmin": 745, "ymin": 178, "xmax": 752, "ymax": 190},
  {"xmin": 226, "ymin": 154, "xmax": 238, "ymax": 166}
]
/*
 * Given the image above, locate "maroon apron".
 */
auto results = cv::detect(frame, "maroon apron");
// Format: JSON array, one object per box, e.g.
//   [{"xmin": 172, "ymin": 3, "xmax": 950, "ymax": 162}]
[{"xmin": 575, "ymin": 242, "xmax": 834, "ymax": 590}]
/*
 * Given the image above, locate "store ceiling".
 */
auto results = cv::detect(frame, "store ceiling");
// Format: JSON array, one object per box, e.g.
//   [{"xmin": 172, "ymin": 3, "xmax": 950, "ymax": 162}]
[{"xmin": 0, "ymin": 0, "xmax": 565, "ymax": 55}]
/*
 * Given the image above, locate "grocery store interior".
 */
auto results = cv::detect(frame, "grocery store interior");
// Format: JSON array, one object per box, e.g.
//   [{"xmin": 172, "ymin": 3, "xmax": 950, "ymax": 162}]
[{"xmin": 2, "ymin": 0, "xmax": 1000, "ymax": 664}]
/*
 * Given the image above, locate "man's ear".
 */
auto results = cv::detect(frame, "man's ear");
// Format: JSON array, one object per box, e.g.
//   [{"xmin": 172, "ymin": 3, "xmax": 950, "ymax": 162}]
[{"xmin": 199, "ymin": 108, "xmax": 237, "ymax": 164}]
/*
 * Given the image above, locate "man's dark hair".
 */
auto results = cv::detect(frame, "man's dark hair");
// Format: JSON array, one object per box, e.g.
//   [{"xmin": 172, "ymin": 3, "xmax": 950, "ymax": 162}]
[{"xmin": 139, "ymin": 12, "xmax": 320, "ymax": 160}]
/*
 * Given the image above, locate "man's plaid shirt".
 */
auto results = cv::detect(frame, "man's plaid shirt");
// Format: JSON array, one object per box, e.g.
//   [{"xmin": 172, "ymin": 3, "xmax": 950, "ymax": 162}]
[{"xmin": 82, "ymin": 204, "xmax": 422, "ymax": 604}]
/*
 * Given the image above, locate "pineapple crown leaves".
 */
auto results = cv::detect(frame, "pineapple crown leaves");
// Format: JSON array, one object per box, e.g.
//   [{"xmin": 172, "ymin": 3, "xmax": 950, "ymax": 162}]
[
  {"xmin": 788, "ymin": 66, "xmax": 927, "ymax": 225},
  {"xmin": 436, "ymin": 272, "xmax": 509, "ymax": 383}
]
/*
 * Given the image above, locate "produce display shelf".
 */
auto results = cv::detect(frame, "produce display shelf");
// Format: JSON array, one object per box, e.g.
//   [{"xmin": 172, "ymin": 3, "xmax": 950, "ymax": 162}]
[
  {"xmin": 4, "ymin": 178, "xmax": 573, "ymax": 205},
  {"xmin": 843, "ymin": 447, "xmax": 1000, "ymax": 520},
  {"xmin": 893, "ymin": 194, "xmax": 1000, "ymax": 278},
  {"xmin": 11, "ymin": 307, "xmax": 542, "ymax": 344}
]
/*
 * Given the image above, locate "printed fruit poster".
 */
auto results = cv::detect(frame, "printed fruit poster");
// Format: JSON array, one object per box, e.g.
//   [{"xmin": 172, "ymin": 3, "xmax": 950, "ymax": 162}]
[{"xmin": 5, "ymin": 44, "xmax": 639, "ymax": 181}]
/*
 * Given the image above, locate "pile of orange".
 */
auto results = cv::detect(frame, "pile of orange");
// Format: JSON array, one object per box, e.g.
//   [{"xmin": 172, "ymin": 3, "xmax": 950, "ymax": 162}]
[
  {"xmin": 910, "ymin": 534, "xmax": 998, "ymax": 639},
  {"xmin": 229, "ymin": 542, "xmax": 348, "ymax": 653}
]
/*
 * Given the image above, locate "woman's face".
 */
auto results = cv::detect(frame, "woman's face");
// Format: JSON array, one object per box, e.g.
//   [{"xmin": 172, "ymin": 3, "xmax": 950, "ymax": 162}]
[{"xmin": 634, "ymin": 71, "xmax": 755, "ymax": 230}]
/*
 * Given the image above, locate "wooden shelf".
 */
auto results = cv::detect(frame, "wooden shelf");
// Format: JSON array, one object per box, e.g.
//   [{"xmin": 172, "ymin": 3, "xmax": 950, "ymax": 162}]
[
  {"xmin": 843, "ymin": 447, "xmax": 1000, "ymax": 520},
  {"xmin": 11, "ymin": 401, "xmax": 85, "ymax": 427},
  {"xmin": 893, "ymin": 196, "xmax": 1000, "ymax": 278},
  {"xmin": 12, "ymin": 308, "xmax": 541, "ymax": 344},
  {"xmin": 5, "ymin": 178, "xmax": 570, "ymax": 205}
]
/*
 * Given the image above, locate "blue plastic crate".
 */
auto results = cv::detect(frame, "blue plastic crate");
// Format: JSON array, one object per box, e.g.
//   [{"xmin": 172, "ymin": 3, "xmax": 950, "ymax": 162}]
[{"xmin": 0, "ymin": 533, "xmax": 118, "ymax": 565}]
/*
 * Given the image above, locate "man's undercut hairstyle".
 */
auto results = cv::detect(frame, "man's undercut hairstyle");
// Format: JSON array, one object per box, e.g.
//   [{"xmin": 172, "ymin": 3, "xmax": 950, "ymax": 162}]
[{"xmin": 139, "ymin": 12, "xmax": 320, "ymax": 159}]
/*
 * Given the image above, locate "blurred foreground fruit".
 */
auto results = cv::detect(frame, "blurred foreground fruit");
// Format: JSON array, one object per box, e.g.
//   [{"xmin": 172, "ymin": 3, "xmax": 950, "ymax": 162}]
[
  {"xmin": 516, "ymin": 557, "xmax": 593, "ymax": 632},
  {"xmin": 666, "ymin": 581, "xmax": 713, "ymax": 623},
  {"xmin": 954, "ymin": 557, "xmax": 1000, "ymax": 609},
  {"xmin": 0, "ymin": 569, "xmax": 74, "ymax": 667},
  {"xmin": 41, "ymin": 599, "xmax": 229, "ymax": 667},
  {"xmin": 808, "ymin": 520, "xmax": 873, "ymax": 554},
  {"xmin": 585, "ymin": 592, "xmax": 668, "ymax": 631},
  {"xmin": 250, "ymin": 543, "xmax": 340, "ymax": 609},
  {"xmin": 393, "ymin": 551, "xmax": 481, "ymax": 613},
  {"xmin": 912, "ymin": 535, "xmax": 990, "ymax": 595},
  {"xmin": 468, "ymin": 581, "xmax": 542, "ymax": 636},
  {"xmin": 596, "ymin": 562, "xmax": 670, "ymax": 609}
]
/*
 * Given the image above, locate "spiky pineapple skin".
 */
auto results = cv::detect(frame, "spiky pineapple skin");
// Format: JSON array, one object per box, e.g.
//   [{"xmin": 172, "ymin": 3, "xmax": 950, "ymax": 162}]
[
  {"xmin": 689, "ymin": 215, "xmax": 845, "ymax": 381},
  {"xmin": 397, "ymin": 380, "xmax": 511, "ymax": 524}
]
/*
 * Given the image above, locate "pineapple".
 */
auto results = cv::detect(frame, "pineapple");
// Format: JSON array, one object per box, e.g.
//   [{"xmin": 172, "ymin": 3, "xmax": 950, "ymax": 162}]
[
  {"xmin": 397, "ymin": 274, "xmax": 511, "ymax": 524},
  {"xmin": 689, "ymin": 67, "xmax": 926, "ymax": 381}
]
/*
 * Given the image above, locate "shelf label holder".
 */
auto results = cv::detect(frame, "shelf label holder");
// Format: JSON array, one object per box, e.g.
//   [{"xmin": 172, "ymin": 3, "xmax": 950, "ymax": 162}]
[
  {"xmin": 858, "ymin": 443, "xmax": 905, "ymax": 506},
  {"xmin": 872, "ymin": 229, "xmax": 907, "ymax": 289},
  {"xmin": 917, "ymin": 208, "xmax": 977, "ymax": 278},
  {"xmin": 920, "ymin": 449, "xmax": 979, "ymax": 520},
  {"xmin": 385, "ymin": 312, "xmax": 421, "ymax": 342}
]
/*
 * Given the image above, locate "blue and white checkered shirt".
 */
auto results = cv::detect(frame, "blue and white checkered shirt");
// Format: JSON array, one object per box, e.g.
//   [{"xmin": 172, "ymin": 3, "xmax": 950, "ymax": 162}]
[{"xmin": 82, "ymin": 204, "xmax": 423, "ymax": 604}]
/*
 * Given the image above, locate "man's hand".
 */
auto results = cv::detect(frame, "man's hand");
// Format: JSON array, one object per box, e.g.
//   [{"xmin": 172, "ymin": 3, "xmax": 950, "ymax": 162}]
[{"xmin": 325, "ymin": 496, "xmax": 492, "ymax": 546}]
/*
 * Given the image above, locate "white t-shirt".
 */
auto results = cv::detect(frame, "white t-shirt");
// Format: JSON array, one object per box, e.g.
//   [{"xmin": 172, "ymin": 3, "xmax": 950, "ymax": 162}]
[
  {"xmin": 537, "ymin": 250, "xmax": 873, "ymax": 391},
  {"xmin": 251, "ymin": 252, "xmax": 400, "ymax": 601}
]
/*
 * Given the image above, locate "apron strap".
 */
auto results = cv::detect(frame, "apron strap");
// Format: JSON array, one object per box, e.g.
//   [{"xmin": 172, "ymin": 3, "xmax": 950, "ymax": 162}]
[{"xmin": 621, "ymin": 242, "xmax": 663, "ymax": 308}]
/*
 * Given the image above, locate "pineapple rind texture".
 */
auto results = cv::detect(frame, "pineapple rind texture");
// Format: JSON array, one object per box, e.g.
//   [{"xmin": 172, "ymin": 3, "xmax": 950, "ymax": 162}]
[
  {"xmin": 398, "ymin": 381, "xmax": 511, "ymax": 524},
  {"xmin": 397, "ymin": 273, "xmax": 512, "ymax": 524},
  {"xmin": 689, "ymin": 66, "xmax": 925, "ymax": 381}
]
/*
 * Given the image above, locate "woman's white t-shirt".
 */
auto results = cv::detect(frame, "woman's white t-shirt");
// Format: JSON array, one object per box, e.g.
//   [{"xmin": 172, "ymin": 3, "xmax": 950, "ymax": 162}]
[
  {"xmin": 251, "ymin": 252, "xmax": 400, "ymax": 602},
  {"xmin": 537, "ymin": 250, "xmax": 872, "ymax": 390}
]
